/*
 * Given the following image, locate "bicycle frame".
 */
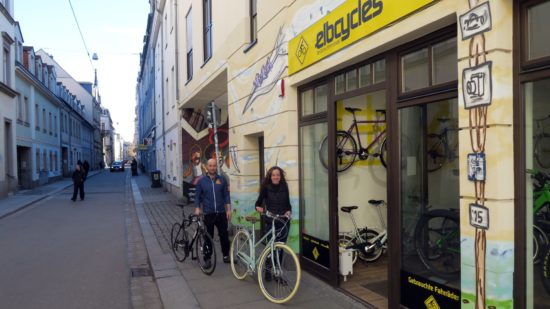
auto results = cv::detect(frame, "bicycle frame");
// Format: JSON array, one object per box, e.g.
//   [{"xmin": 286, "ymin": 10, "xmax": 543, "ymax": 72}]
[
  {"xmin": 342, "ymin": 110, "xmax": 386, "ymax": 154},
  {"xmin": 236, "ymin": 214, "xmax": 288, "ymax": 274}
]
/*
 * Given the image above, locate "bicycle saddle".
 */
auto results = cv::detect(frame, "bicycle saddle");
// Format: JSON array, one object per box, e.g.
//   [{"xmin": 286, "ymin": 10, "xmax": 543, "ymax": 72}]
[
  {"xmin": 368, "ymin": 200, "xmax": 385, "ymax": 206},
  {"xmin": 340, "ymin": 206, "xmax": 358, "ymax": 213},
  {"xmin": 345, "ymin": 107, "xmax": 361, "ymax": 113},
  {"xmin": 245, "ymin": 216, "xmax": 260, "ymax": 223}
]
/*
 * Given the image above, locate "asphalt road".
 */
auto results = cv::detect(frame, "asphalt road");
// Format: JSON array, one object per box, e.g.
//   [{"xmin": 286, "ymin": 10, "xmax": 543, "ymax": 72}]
[{"xmin": 0, "ymin": 170, "xmax": 130, "ymax": 309}]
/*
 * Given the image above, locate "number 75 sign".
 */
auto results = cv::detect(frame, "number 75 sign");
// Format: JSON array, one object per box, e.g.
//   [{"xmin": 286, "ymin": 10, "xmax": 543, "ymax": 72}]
[{"xmin": 469, "ymin": 203, "xmax": 489, "ymax": 230}]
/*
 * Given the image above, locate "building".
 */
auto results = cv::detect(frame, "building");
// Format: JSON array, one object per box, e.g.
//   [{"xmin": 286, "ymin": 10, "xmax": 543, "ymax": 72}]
[
  {"xmin": 114, "ymin": 133, "xmax": 123, "ymax": 162},
  {"xmin": 100, "ymin": 107, "xmax": 114, "ymax": 167},
  {"xmin": 37, "ymin": 50, "xmax": 96, "ymax": 170},
  {"xmin": 0, "ymin": 0, "xmax": 17, "ymax": 197},
  {"xmin": 137, "ymin": 0, "xmax": 550, "ymax": 307},
  {"xmin": 14, "ymin": 25, "xmax": 62, "ymax": 188},
  {"xmin": 136, "ymin": 6, "xmax": 156, "ymax": 173}
]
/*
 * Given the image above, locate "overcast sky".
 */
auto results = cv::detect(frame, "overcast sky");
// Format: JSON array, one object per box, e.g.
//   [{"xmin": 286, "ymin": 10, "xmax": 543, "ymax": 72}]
[{"xmin": 15, "ymin": 1, "xmax": 150, "ymax": 142}]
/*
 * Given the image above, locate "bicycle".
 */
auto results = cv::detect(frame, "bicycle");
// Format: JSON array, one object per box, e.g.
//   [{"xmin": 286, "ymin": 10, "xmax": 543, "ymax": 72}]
[
  {"xmin": 426, "ymin": 118, "xmax": 459, "ymax": 172},
  {"xmin": 338, "ymin": 200, "xmax": 387, "ymax": 264},
  {"xmin": 170, "ymin": 204, "xmax": 217, "ymax": 275},
  {"xmin": 229, "ymin": 212, "xmax": 301, "ymax": 304},
  {"xmin": 319, "ymin": 107, "xmax": 387, "ymax": 172},
  {"xmin": 527, "ymin": 169, "xmax": 550, "ymax": 264},
  {"xmin": 414, "ymin": 208, "xmax": 460, "ymax": 278},
  {"xmin": 534, "ymin": 114, "xmax": 550, "ymax": 169}
]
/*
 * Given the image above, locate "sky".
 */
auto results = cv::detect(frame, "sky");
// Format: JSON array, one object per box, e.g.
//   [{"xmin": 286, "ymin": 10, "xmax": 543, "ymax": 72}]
[{"xmin": 15, "ymin": 0, "xmax": 150, "ymax": 142}]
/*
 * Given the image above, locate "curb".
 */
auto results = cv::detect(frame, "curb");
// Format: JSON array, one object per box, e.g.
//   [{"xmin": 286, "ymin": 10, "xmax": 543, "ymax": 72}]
[{"xmin": 131, "ymin": 178, "xmax": 201, "ymax": 309}]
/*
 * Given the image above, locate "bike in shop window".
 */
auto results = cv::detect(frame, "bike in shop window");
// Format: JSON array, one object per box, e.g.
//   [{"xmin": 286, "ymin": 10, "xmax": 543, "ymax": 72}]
[{"xmin": 399, "ymin": 99, "xmax": 461, "ymax": 308}]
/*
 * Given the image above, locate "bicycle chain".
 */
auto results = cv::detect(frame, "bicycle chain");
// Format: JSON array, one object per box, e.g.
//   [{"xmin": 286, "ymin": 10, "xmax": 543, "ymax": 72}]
[{"xmin": 467, "ymin": 0, "xmax": 488, "ymax": 308}]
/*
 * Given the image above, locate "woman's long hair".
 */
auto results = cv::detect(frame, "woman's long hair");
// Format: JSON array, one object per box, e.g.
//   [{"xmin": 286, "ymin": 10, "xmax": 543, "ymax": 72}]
[{"xmin": 261, "ymin": 166, "xmax": 287, "ymax": 189}]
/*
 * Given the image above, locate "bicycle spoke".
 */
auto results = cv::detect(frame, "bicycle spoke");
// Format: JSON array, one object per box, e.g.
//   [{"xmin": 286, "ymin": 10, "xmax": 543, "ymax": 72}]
[{"xmin": 258, "ymin": 244, "xmax": 300, "ymax": 303}]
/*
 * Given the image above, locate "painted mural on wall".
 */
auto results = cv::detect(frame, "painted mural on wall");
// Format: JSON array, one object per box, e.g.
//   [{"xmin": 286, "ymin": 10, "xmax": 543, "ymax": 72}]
[{"xmin": 459, "ymin": 1, "xmax": 513, "ymax": 308}]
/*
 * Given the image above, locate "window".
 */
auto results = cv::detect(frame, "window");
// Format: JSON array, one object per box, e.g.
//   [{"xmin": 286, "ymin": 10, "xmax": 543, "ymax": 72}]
[
  {"xmin": 17, "ymin": 96, "xmax": 22, "ymax": 121},
  {"xmin": 250, "ymin": 0, "xmax": 257, "ymax": 43},
  {"xmin": 186, "ymin": 8, "xmax": 193, "ymax": 81},
  {"xmin": 49, "ymin": 112, "xmax": 52, "ymax": 135},
  {"xmin": 24, "ymin": 97, "xmax": 29, "ymax": 123},
  {"xmin": 54, "ymin": 115, "xmax": 57, "ymax": 136},
  {"xmin": 527, "ymin": 1, "xmax": 550, "ymax": 60},
  {"xmin": 35, "ymin": 150, "xmax": 40, "ymax": 173},
  {"xmin": 35, "ymin": 104, "xmax": 39, "ymax": 130},
  {"xmin": 42, "ymin": 109, "xmax": 46, "ymax": 133},
  {"xmin": 203, "ymin": 0, "xmax": 212, "ymax": 61},
  {"xmin": 400, "ymin": 37, "xmax": 457, "ymax": 93},
  {"xmin": 335, "ymin": 58, "xmax": 386, "ymax": 95},
  {"xmin": 2, "ymin": 44, "xmax": 9, "ymax": 84},
  {"xmin": 301, "ymin": 84, "xmax": 327, "ymax": 117}
]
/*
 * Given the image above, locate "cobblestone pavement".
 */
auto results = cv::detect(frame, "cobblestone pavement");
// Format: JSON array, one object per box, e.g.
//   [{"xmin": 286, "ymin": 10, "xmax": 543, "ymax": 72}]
[{"xmin": 133, "ymin": 174, "xmax": 370, "ymax": 309}]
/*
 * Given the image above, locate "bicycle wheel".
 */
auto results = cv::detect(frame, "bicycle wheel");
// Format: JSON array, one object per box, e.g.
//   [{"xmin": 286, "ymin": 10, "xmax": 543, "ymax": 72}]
[
  {"xmin": 337, "ymin": 234, "xmax": 358, "ymax": 264},
  {"xmin": 534, "ymin": 224, "xmax": 549, "ymax": 265},
  {"xmin": 230, "ymin": 230, "xmax": 251, "ymax": 280},
  {"xmin": 414, "ymin": 210, "xmax": 460, "ymax": 278},
  {"xmin": 379, "ymin": 138, "xmax": 388, "ymax": 168},
  {"xmin": 535, "ymin": 135, "xmax": 550, "ymax": 168},
  {"xmin": 171, "ymin": 223, "xmax": 190, "ymax": 262},
  {"xmin": 196, "ymin": 229, "xmax": 216, "ymax": 275},
  {"xmin": 357, "ymin": 229, "xmax": 384, "ymax": 262},
  {"xmin": 319, "ymin": 131, "xmax": 357, "ymax": 172},
  {"xmin": 426, "ymin": 135, "xmax": 446, "ymax": 172},
  {"xmin": 257, "ymin": 243, "xmax": 301, "ymax": 304}
]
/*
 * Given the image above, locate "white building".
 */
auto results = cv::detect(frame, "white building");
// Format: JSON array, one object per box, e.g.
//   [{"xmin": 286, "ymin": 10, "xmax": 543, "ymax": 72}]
[{"xmin": 0, "ymin": 0, "xmax": 17, "ymax": 197}]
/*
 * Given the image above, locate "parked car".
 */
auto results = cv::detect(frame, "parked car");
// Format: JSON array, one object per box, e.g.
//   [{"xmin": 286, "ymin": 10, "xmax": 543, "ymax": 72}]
[{"xmin": 110, "ymin": 161, "xmax": 125, "ymax": 172}]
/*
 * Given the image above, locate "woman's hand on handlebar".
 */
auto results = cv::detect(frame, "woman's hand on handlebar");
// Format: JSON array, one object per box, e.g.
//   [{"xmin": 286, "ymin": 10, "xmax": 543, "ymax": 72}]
[
  {"xmin": 284, "ymin": 211, "xmax": 291, "ymax": 219},
  {"xmin": 255, "ymin": 206, "xmax": 264, "ymax": 213}
]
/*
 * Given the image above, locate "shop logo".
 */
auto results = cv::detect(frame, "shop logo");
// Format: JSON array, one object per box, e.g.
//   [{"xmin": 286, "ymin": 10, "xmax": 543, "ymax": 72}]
[
  {"xmin": 312, "ymin": 247, "xmax": 320, "ymax": 260},
  {"xmin": 315, "ymin": 0, "xmax": 384, "ymax": 49},
  {"xmin": 295, "ymin": 36, "xmax": 308, "ymax": 64},
  {"xmin": 462, "ymin": 61, "xmax": 492, "ymax": 109},
  {"xmin": 424, "ymin": 295, "xmax": 440, "ymax": 309},
  {"xmin": 459, "ymin": 2, "xmax": 492, "ymax": 40}
]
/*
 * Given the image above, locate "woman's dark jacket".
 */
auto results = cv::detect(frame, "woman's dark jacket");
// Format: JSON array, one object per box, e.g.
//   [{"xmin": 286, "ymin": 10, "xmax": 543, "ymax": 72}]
[{"xmin": 255, "ymin": 183, "xmax": 291, "ymax": 215}]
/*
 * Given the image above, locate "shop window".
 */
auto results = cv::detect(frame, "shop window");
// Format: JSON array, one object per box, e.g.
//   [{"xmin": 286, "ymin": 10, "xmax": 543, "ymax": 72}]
[
  {"xmin": 527, "ymin": 1, "xmax": 550, "ymax": 60},
  {"xmin": 336, "ymin": 58, "xmax": 386, "ymax": 96},
  {"xmin": 373, "ymin": 59, "xmax": 386, "ymax": 83},
  {"xmin": 401, "ymin": 37, "xmax": 457, "ymax": 93},
  {"xmin": 399, "ymin": 99, "xmax": 461, "ymax": 308},
  {"xmin": 346, "ymin": 70, "xmax": 357, "ymax": 91},
  {"xmin": 359, "ymin": 64, "xmax": 372, "ymax": 88},
  {"xmin": 335, "ymin": 74, "xmax": 346, "ymax": 95},
  {"xmin": 301, "ymin": 84, "xmax": 327, "ymax": 117},
  {"xmin": 524, "ymin": 78, "xmax": 550, "ymax": 308}
]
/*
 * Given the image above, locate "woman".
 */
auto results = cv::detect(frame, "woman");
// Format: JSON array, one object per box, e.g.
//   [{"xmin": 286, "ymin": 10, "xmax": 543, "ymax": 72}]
[
  {"xmin": 255, "ymin": 166, "xmax": 292, "ymax": 232},
  {"xmin": 71, "ymin": 163, "xmax": 85, "ymax": 201},
  {"xmin": 255, "ymin": 166, "xmax": 292, "ymax": 282}
]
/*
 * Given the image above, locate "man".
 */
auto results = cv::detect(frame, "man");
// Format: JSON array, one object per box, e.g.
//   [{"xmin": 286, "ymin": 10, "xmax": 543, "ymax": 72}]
[
  {"xmin": 82, "ymin": 160, "xmax": 90, "ymax": 180},
  {"xmin": 195, "ymin": 158, "xmax": 231, "ymax": 264}
]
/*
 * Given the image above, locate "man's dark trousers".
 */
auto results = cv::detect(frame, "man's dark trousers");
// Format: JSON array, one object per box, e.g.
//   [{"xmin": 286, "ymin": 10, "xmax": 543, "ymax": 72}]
[{"xmin": 203, "ymin": 213, "xmax": 230, "ymax": 257}]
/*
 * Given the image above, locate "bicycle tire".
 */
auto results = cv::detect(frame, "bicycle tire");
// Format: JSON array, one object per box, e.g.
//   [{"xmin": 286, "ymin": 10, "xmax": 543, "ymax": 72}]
[
  {"xmin": 414, "ymin": 209, "xmax": 460, "ymax": 278},
  {"xmin": 337, "ymin": 234, "xmax": 358, "ymax": 264},
  {"xmin": 357, "ymin": 229, "xmax": 384, "ymax": 262},
  {"xmin": 379, "ymin": 138, "xmax": 388, "ymax": 168},
  {"xmin": 535, "ymin": 135, "xmax": 550, "ymax": 168},
  {"xmin": 171, "ymin": 223, "xmax": 190, "ymax": 262},
  {"xmin": 426, "ymin": 135, "xmax": 446, "ymax": 172},
  {"xmin": 257, "ymin": 243, "xmax": 301, "ymax": 304},
  {"xmin": 196, "ymin": 229, "xmax": 216, "ymax": 275},
  {"xmin": 542, "ymin": 244, "xmax": 550, "ymax": 295},
  {"xmin": 534, "ymin": 224, "xmax": 549, "ymax": 265},
  {"xmin": 230, "ymin": 230, "xmax": 251, "ymax": 280},
  {"xmin": 319, "ymin": 131, "xmax": 357, "ymax": 172}
]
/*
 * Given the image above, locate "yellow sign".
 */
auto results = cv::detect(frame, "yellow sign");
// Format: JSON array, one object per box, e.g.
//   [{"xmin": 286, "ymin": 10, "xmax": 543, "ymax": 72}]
[
  {"xmin": 424, "ymin": 295, "xmax": 440, "ymax": 309},
  {"xmin": 288, "ymin": 0, "xmax": 434, "ymax": 75},
  {"xmin": 138, "ymin": 144, "xmax": 147, "ymax": 150},
  {"xmin": 312, "ymin": 247, "xmax": 320, "ymax": 260}
]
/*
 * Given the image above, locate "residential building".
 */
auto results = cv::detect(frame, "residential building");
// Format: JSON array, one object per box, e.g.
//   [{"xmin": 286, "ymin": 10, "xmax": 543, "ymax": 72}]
[
  {"xmin": 37, "ymin": 50, "xmax": 96, "ymax": 170},
  {"xmin": 114, "ymin": 133, "xmax": 123, "ymax": 162},
  {"xmin": 0, "ymin": 0, "xmax": 17, "ymax": 197},
  {"xmin": 100, "ymin": 107, "xmax": 114, "ymax": 167},
  {"xmin": 14, "ymin": 24, "xmax": 62, "ymax": 188},
  {"xmin": 137, "ymin": 0, "xmax": 550, "ymax": 307}
]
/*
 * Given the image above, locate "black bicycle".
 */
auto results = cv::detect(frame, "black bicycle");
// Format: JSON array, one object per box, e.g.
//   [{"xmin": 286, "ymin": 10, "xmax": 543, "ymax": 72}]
[
  {"xmin": 170, "ymin": 205, "xmax": 216, "ymax": 275},
  {"xmin": 426, "ymin": 118, "xmax": 459, "ymax": 172},
  {"xmin": 319, "ymin": 107, "xmax": 387, "ymax": 172}
]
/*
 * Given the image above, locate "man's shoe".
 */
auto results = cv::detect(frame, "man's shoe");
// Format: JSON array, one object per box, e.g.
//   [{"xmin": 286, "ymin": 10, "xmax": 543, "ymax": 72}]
[
  {"xmin": 71, "ymin": 198, "xmax": 76, "ymax": 202},
  {"xmin": 223, "ymin": 256, "xmax": 230, "ymax": 263}
]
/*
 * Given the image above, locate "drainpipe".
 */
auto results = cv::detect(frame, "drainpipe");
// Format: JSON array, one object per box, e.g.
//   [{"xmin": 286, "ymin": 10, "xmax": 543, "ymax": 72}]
[{"xmin": 160, "ymin": 14, "xmax": 167, "ymax": 183}]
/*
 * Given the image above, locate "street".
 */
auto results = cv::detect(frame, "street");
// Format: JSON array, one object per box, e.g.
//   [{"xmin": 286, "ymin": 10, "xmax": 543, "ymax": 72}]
[{"xmin": 0, "ymin": 171, "xmax": 130, "ymax": 309}]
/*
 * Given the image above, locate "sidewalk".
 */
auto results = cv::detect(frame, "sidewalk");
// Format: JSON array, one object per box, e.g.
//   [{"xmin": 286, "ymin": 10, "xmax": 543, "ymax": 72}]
[
  {"xmin": 131, "ymin": 174, "xmax": 370, "ymax": 309},
  {"xmin": 0, "ymin": 169, "xmax": 102, "ymax": 219}
]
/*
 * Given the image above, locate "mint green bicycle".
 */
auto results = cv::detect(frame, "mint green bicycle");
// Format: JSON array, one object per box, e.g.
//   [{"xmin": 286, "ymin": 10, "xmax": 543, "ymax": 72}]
[{"xmin": 229, "ymin": 212, "xmax": 301, "ymax": 304}]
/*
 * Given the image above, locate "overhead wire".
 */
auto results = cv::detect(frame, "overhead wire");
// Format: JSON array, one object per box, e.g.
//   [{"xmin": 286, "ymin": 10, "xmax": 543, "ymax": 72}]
[{"xmin": 67, "ymin": 0, "xmax": 94, "ymax": 71}]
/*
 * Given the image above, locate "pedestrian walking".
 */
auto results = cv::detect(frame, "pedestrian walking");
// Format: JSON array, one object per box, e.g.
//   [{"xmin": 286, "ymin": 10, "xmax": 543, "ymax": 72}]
[
  {"xmin": 71, "ymin": 163, "xmax": 85, "ymax": 201},
  {"xmin": 194, "ymin": 158, "xmax": 231, "ymax": 265},
  {"xmin": 255, "ymin": 166, "xmax": 292, "ymax": 281},
  {"xmin": 83, "ymin": 160, "xmax": 90, "ymax": 180},
  {"xmin": 131, "ymin": 158, "xmax": 138, "ymax": 176}
]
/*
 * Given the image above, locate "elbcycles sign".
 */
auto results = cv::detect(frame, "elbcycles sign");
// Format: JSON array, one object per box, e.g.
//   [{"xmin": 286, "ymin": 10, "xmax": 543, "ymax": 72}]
[{"xmin": 288, "ymin": 0, "xmax": 434, "ymax": 75}]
